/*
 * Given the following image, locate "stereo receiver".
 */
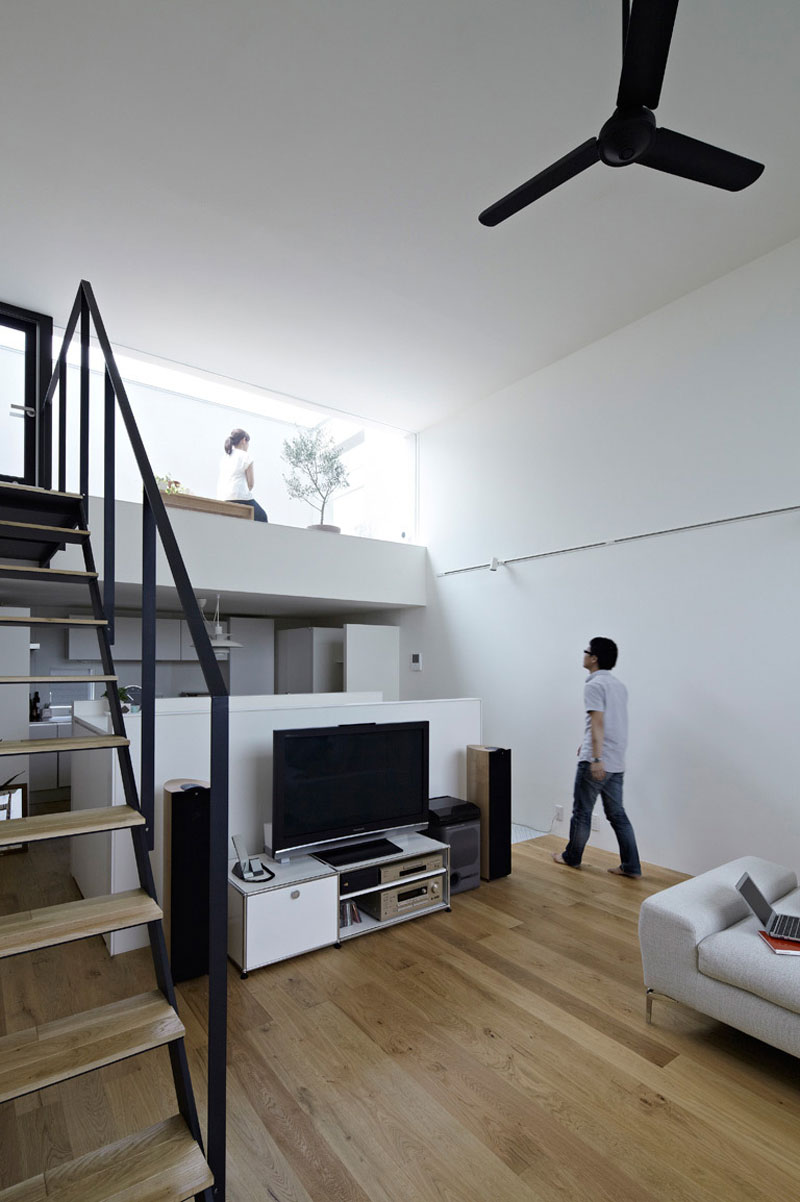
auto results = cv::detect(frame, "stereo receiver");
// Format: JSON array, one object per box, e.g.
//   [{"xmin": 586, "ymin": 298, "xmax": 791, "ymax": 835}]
[
  {"xmin": 379, "ymin": 854, "xmax": 443, "ymax": 883},
  {"xmin": 359, "ymin": 876, "xmax": 442, "ymax": 921}
]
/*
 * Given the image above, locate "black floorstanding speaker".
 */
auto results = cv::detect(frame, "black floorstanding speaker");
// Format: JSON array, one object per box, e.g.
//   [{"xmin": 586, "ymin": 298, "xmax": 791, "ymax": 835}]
[
  {"xmin": 163, "ymin": 778, "xmax": 210, "ymax": 982},
  {"xmin": 466, "ymin": 744, "xmax": 511, "ymax": 880}
]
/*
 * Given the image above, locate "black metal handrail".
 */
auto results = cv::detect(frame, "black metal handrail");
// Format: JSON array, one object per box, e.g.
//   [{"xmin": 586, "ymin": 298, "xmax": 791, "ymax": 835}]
[{"xmin": 40, "ymin": 280, "xmax": 228, "ymax": 1202}]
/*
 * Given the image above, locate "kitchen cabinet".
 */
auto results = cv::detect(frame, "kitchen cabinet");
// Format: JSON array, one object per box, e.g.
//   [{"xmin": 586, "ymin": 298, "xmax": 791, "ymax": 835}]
[{"xmin": 68, "ymin": 616, "xmax": 181, "ymax": 661}]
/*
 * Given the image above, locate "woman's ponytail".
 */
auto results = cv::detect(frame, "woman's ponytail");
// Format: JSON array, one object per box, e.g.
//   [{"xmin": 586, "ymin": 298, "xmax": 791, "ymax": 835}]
[{"xmin": 224, "ymin": 428, "xmax": 249, "ymax": 455}]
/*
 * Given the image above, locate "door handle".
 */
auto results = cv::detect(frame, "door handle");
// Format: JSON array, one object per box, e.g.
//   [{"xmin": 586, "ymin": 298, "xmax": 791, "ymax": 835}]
[{"xmin": 9, "ymin": 404, "xmax": 35, "ymax": 417}]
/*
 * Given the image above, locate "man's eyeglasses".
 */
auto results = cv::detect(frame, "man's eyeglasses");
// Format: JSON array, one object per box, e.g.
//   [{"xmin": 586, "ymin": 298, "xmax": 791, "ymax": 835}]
[{"xmin": 584, "ymin": 648, "xmax": 595, "ymax": 656}]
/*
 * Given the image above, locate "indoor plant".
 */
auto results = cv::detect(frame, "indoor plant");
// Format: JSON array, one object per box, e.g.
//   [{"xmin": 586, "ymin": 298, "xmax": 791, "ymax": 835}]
[
  {"xmin": 155, "ymin": 473, "xmax": 189, "ymax": 495},
  {"xmin": 281, "ymin": 428, "xmax": 350, "ymax": 531},
  {"xmin": 103, "ymin": 685, "xmax": 133, "ymax": 713}
]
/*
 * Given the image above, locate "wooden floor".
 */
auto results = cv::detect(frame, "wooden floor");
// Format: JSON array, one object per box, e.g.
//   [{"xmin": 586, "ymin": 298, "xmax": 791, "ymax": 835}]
[{"xmin": 2, "ymin": 836, "xmax": 800, "ymax": 1201}]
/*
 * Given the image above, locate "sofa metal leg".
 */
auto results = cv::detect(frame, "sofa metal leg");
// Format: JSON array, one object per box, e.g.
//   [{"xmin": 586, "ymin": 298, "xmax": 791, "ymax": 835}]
[{"xmin": 646, "ymin": 988, "xmax": 654, "ymax": 1024}]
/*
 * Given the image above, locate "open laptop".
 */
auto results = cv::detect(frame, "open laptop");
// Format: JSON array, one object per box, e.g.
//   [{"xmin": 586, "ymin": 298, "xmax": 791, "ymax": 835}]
[{"xmin": 736, "ymin": 872, "xmax": 800, "ymax": 941}]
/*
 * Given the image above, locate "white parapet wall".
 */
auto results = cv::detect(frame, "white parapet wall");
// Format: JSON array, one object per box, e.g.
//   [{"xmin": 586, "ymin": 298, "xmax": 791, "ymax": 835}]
[
  {"xmin": 72, "ymin": 692, "xmax": 481, "ymax": 953},
  {"xmin": 55, "ymin": 498, "xmax": 427, "ymax": 612}
]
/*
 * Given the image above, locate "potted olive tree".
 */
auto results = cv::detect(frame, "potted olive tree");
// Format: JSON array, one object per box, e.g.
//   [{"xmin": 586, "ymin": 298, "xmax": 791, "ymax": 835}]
[{"xmin": 282, "ymin": 428, "xmax": 350, "ymax": 532}]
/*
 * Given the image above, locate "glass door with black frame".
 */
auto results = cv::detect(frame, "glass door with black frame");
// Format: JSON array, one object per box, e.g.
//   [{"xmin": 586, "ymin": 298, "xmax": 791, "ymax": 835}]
[
  {"xmin": 0, "ymin": 321, "xmax": 29, "ymax": 483},
  {"xmin": 0, "ymin": 302, "xmax": 53, "ymax": 487}
]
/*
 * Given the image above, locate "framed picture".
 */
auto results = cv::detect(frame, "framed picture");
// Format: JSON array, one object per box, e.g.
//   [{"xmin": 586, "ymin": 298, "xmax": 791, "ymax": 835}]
[{"xmin": 0, "ymin": 783, "xmax": 28, "ymax": 854}]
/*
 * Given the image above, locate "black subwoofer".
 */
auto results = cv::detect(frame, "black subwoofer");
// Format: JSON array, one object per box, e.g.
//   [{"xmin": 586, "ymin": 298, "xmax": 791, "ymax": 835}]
[{"xmin": 427, "ymin": 797, "xmax": 481, "ymax": 894}]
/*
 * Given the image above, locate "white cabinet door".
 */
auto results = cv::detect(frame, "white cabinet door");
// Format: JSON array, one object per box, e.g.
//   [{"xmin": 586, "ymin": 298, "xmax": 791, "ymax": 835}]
[
  {"xmin": 156, "ymin": 618, "xmax": 181, "ymax": 660},
  {"xmin": 179, "ymin": 622, "xmax": 196, "ymax": 661},
  {"xmin": 244, "ymin": 875, "xmax": 338, "ymax": 967},
  {"xmin": 67, "ymin": 615, "xmax": 139, "ymax": 659},
  {"xmin": 67, "ymin": 618, "xmax": 102, "ymax": 660},
  {"xmin": 111, "ymin": 617, "xmax": 139, "ymax": 660}
]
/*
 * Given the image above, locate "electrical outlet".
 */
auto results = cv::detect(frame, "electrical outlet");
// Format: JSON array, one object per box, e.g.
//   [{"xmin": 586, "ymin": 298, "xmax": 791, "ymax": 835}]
[
  {"xmin": 410, "ymin": 652, "xmax": 422, "ymax": 671},
  {"xmin": 555, "ymin": 805, "xmax": 564, "ymax": 823},
  {"xmin": 591, "ymin": 815, "xmax": 601, "ymax": 831}
]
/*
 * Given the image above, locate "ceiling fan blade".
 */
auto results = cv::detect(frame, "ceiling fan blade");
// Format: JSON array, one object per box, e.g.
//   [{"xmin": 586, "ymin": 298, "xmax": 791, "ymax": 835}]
[
  {"xmin": 479, "ymin": 138, "xmax": 600, "ymax": 226},
  {"xmin": 617, "ymin": 0, "xmax": 679, "ymax": 110},
  {"xmin": 639, "ymin": 127, "xmax": 765, "ymax": 191}
]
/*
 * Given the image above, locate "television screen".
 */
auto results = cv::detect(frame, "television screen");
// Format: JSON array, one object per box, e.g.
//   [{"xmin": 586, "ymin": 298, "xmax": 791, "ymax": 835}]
[{"xmin": 268, "ymin": 720, "xmax": 429, "ymax": 859}]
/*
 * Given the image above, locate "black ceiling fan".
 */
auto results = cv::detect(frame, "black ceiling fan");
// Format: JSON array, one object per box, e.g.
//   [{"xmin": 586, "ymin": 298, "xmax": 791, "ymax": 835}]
[{"xmin": 479, "ymin": 0, "xmax": 764, "ymax": 227}]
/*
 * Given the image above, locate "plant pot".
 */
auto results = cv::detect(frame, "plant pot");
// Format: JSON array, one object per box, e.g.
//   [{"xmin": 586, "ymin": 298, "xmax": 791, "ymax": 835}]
[{"xmin": 307, "ymin": 523, "xmax": 341, "ymax": 533}]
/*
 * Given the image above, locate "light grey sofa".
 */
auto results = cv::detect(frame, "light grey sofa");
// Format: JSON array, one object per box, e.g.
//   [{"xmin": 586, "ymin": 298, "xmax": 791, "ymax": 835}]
[{"xmin": 638, "ymin": 855, "xmax": 800, "ymax": 1058}]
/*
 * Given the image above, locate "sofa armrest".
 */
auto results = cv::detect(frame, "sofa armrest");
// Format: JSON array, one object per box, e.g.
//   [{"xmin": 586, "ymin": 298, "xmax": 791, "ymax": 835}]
[{"xmin": 638, "ymin": 856, "xmax": 797, "ymax": 1006}]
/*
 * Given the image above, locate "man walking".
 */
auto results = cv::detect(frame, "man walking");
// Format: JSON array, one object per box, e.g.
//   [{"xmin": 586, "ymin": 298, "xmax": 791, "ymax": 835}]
[{"xmin": 553, "ymin": 637, "xmax": 642, "ymax": 878}]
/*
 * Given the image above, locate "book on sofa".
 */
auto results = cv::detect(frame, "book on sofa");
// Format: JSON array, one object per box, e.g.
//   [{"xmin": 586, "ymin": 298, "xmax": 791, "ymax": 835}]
[{"xmin": 758, "ymin": 930, "xmax": 800, "ymax": 955}]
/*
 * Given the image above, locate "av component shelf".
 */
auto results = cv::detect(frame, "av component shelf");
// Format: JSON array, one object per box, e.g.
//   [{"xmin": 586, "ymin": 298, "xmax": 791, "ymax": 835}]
[{"xmin": 227, "ymin": 832, "xmax": 450, "ymax": 975}]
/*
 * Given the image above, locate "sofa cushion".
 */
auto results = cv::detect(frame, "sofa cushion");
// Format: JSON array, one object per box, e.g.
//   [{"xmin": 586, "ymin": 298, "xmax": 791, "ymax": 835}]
[{"xmin": 698, "ymin": 886, "xmax": 800, "ymax": 1016}]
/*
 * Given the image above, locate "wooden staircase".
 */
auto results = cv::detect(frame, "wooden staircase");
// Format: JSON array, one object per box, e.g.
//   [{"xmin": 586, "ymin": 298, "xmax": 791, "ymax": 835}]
[{"xmin": 0, "ymin": 480, "xmax": 213, "ymax": 1201}]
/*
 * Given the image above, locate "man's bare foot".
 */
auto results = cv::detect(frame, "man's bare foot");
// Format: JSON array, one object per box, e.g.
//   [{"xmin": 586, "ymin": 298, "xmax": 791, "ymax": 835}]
[
  {"xmin": 552, "ymin": 852, "xmax": 580, "ymax": 869},
  {"xmin": 607, "ymin": 866, "xmax": 642, "ymax": 878}
]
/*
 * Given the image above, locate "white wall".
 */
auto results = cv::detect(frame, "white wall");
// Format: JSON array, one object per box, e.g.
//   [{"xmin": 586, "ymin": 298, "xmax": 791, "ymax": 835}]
[{"xmin": 398, "ymin": 236, "xmax": 800, "ymax": 876}]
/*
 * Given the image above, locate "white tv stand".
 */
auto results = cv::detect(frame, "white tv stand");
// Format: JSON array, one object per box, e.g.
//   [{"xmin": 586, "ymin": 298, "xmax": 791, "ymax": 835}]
[{"xmin": 227, "ymin": 831, "xmax": 450, "ymax": 977}]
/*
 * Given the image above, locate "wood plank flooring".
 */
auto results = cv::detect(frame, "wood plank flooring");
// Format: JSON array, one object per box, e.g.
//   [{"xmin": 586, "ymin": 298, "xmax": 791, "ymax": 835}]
[{"xmin": 2, "ymin": 835, "xmax": 799, "ymax": 1201}]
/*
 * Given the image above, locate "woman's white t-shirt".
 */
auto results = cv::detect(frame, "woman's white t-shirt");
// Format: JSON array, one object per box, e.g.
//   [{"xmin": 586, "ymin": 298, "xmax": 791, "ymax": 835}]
[{"xmin": 217, "ymin": 448, "xmax": 254, "ymax": 501}]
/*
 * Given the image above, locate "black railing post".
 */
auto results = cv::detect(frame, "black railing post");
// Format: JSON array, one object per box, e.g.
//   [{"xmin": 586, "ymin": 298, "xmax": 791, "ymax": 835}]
[
  {"xmin": 141, "ymin": 491, "xmax": 157, "ymax": 850},
  {"xmin": 104, "ymin": 369, "xmax": 116, "ymax": 644},
  {"xmin": 58, "ymin": 356, "xmax": 67, "ymax": 494},
  {"xmin": 37, "ymin": 316, "xmax": 53, "ymax": 490},
  {"xmin": 79, "ymin": 290, "xmax": 90, "ymax": 500},
  {"xmin": 208, "ymin": 692, "xmax": 229, "ymax": 1201}
]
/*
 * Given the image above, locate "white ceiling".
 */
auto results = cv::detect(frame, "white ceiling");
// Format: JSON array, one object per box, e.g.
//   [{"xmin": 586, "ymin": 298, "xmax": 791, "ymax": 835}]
[{"xmin": 2, "ymin": 1, "xmax": 799, "ymax": 433}]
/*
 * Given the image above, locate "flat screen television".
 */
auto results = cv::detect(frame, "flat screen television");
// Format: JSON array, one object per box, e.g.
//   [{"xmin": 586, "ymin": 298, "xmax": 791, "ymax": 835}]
[{"xmin": 265, "ymin": 720, "xmax": 429, "ymax": 861}]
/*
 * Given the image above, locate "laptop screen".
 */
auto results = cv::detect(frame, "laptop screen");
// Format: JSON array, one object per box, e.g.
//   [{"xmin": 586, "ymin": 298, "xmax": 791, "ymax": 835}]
[{"xmin": 736, "ymin": 872, "xmax": 774, "ymax": 925}]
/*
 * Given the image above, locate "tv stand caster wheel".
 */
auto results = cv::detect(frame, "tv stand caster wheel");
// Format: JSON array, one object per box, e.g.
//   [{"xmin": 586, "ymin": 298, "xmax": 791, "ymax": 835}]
[
  {"xmin": 240, "ymin": 970, "xmax": 249, "ymax": 979},
  {"xmin": 335, "ymin": 941, "xmax": 342, "ymax": 949},
  {"xmin": 446, "ymin": 906, "xmax": 452, "ymax": 912}
]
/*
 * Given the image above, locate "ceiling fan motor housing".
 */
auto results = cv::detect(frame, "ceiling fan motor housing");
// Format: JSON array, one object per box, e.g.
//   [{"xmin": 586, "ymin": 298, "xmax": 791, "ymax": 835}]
[{"xmin": 598, "ymin": 106, "xmax": 656, "ymax": 166}]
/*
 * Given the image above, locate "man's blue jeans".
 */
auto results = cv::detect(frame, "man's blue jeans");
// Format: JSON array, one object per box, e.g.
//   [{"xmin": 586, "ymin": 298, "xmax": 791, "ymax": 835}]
[{"xmin": 562, "ymin": 761, "xmax": 641, "ymax": 875}]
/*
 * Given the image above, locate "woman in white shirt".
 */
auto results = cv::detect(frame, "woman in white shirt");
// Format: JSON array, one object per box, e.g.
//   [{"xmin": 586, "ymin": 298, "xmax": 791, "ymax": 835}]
[{"xmin": 216, "ymin": 428, "xmax": 268, "ymax": 521}]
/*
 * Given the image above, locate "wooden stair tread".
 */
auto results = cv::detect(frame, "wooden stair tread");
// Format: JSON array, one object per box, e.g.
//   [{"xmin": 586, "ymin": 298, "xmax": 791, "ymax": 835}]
[
  {"xmin": 0, "ymin": 990, "xmax": 183, "ymax": 1104},
  {"xmin": 0, "ymin": 805, "xmax": 144, "ymax": 848},
  {"xmin": 0, "ymin": 519, "xmax": 87, "ymax": 539},
  {"xmin": 0, "ymin": 481, "xmax": 81, "ymax": 501},
  {"xmin": 0, "ymin": 675, "xmax": 116, "ymax": 684},
  {"xmin": 0, "ymin": 616, "xmax": 106, "ymax": 627},
  {"xmin": 0, "ymin": 889, "xmax": 161, "ymax": 958},
  {"xmin": 0, "ymin": 735, "xmax": 129, "ymax": 755},
  {"xmin": 0, "ymin": 564, "xmax": 96, "ymax": 579},
  {"xmin": 0, "ymin": 1114, "xmax": 212, "ymax": 1202}
]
